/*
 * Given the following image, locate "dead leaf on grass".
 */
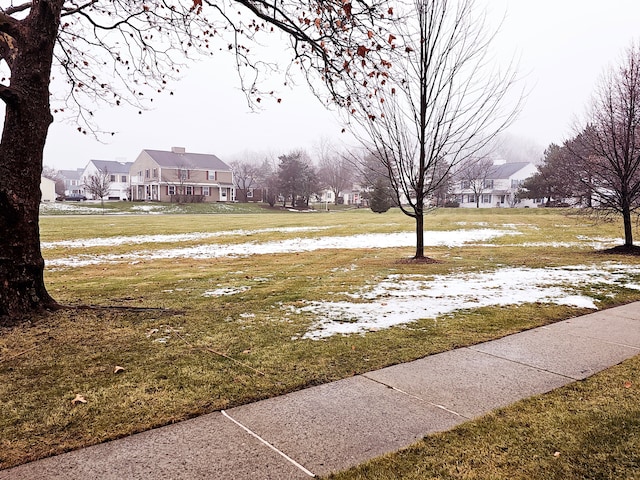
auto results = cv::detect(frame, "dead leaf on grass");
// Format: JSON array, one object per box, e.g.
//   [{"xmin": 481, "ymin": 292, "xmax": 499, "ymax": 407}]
[
  {"xmin": 71, "ymin": 394, "xmax": 87, "ymax": 405},
  {"xmin": 624, "ymin": 381, "xmax": 632, "ymax": 388},
  {"xmin": 553, "ymin": 451, "xmax": 561, "ymax": 457},
  {"xmin": 114, "ymin": 365, "xmax": 125, "ymax": 374}
]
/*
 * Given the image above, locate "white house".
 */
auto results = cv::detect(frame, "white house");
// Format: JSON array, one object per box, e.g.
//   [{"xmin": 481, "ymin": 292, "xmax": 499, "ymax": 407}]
[
  {"xmin": 451, "ymin": 161, "xmax": 539, "ymax": 208},
  {"xmin": 40, "ymin": 176, "xmax": 56, "ymax": 202},
  {"xmin": 81, "ymin": 160, "xmax": 133, "ymax": 200},
  {"xmin": 59, "ymin": 168, "xmax": 84, "ymax": 196}
]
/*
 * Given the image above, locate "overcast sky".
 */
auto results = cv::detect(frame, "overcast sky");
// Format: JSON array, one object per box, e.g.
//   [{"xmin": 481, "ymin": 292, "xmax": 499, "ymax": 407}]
[{"xmin": 34, "ymin": 1, "xmax": 640, "ymax": 169}]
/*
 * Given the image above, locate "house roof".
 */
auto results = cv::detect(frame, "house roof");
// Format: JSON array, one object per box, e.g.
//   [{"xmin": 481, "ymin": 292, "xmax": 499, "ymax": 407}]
[
  {"xmin": 89, "ymin": 160, "xmax": 133, "ymax": 174},
  {"xmin": 59, "ymin": 169, "xmax": 83, "ymax": 180},
  {"xmin": 142, "ymin": 149, "xmax": 230, "ymax": 171},
  {"xmin": 486, "ymin": 162, "xmax": 533, "ymax": 180}
]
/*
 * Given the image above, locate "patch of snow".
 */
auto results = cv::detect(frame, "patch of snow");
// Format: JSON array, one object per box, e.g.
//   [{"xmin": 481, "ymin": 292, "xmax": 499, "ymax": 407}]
[
  {"xmin": 298, "ymin": 263, "xmax": 640, "ymax": 339},
  {"xmin": 40, "ymin": 202, "xmax": 109, "ymax": 214},
  {"xmin": 42, "ymin": 226, "xmax": 332, "ymax": 249},
  {"xmin": 46, "ymin": 229, "xmax": 519, "ymax": 268},
  {"xmin": 131, "ymin": 205, "xmax": 162, "ymax": 212},
  {"xmin": 202, "ymin": 286, "xmax": 251, "ymax": 297}
]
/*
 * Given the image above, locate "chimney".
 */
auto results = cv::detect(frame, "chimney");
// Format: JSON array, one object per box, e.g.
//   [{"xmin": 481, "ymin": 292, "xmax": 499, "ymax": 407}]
[{"xmin": 171, "ymin": 147, "xmax": 186, "ymax": 154}]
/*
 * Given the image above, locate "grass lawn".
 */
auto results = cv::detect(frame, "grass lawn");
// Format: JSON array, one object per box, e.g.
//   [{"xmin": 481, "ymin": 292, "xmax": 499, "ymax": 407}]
[{"xmin": 1, "ymin": 206, "xmax": 639, "ymax": 472}]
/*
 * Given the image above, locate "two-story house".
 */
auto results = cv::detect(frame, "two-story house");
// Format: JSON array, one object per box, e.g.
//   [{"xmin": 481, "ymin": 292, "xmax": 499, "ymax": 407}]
[
  {"xmin": 451, "ymin": 161, "xmax": 539, "ymax": 208},
  {"xmin": 59, "ymin": 168, "xmax": 85, "ymax": 197},
  {"xmin": 129, "ymin": 147, "xmax": 234, "ymax": 202},
  {"xmin": 81, "ymin": 160, "xmax": 133, "ymax": 200}
]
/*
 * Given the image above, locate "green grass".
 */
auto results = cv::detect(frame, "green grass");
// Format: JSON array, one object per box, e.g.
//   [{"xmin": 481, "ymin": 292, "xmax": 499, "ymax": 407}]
[{"xmin": 1, "ymin": 206, "xmax": 639, "ymax": 471}]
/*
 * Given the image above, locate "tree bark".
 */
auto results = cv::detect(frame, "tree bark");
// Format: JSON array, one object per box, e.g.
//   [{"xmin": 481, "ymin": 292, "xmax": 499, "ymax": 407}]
[
  {"xmin": 0, "ymin": 1, "xmax": 63, "ymax": 322},
  {"xmin": 622, "ymin": 204, "xmax": 634, "ymax": 247},
  {"xmin": 414, "ymin": 210, "xmax": 424, "ymax": 259}
]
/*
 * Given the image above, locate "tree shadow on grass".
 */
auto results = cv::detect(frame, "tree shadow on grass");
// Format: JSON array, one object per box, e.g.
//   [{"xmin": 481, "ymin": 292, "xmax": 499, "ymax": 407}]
[
  {"xmin": 1, "ymin": 304, "xmax": 184, "ymax": 329},
  {"xmin": 396, "ymin": 256, "xmax": 441, "ymax": 265},
  {"xmin": 600, "ymin": 245, "xmax": 640, "ymax": 256}
]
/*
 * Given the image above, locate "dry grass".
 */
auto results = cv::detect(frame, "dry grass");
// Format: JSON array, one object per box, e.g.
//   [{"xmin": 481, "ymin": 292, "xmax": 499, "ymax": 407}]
[{"xmin": 1, "ymin": 207, "xmax": 639, "ymax": 470}]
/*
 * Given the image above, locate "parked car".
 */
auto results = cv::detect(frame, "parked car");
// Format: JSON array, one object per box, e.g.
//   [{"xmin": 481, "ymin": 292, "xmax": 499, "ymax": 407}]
[{"xmin": 64, "ymin": 194, "xmax": 87, "ymax": 201}]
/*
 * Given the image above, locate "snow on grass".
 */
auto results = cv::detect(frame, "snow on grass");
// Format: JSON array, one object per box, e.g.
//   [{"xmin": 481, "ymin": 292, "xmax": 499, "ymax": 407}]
[
  {"xmin": 202, "ymin": 286, "xmax": 251, "ymax": 297},
  {"xmin": 298, "ymin": 263, "xmax": 640, "ymax": 339},
  {"xmin": 39, "ymin": 202, "xmax": 109, "ymax": 214},
  {"xmin": 46, "ymin": 228, "xmax": 519, "ymax": 268},
  {"xmin": 41, "ymin": 226, "xmax": 332, "ymax": 249}
]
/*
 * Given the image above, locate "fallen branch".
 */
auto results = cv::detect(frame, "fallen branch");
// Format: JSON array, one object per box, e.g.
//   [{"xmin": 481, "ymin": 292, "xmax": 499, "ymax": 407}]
[
  {"xmin": 201, "ymin": 346, "xmax": 266, "ymax": 376},
  {"xmin": 172, "ymin": 330, "xmax": 266, "ymax": 376},
  {"xmin": 63, "ymin": 304, "xmax": 185, "ymax": 315},
  {"xmin": 1, "ymin": 345, "xmax": 38, "ymax": 363}
]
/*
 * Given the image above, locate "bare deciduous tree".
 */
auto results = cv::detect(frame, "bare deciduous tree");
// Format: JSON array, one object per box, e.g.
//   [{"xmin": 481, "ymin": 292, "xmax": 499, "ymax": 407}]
[
  {"xmin": 84, "ymin": 168, "xmax": 111, "ymax": 210},
  {"xmin": 581, "ymin": 42, "xmax": 640, "ymax": 249},
  {"xmin": 346, "ymin": 0, "xmax": 522, "ymax": 259},
  {"xmin": 0, "ymin": 0, "xmax": 397, "ymax": 321},
  {"xmin": 455, "ymin": 157, "xmax": 495, "ymax": 208},
  {"xmin": 230, "ymin": 159, "xmax": 261, "ymax": 203},
  {"xmin": 316, "ymin": 139, "xmax": 353, "ymax": 205},
  {"xmin": 42, "ymin": 165, "xmax": 65, "ymax": 196}
]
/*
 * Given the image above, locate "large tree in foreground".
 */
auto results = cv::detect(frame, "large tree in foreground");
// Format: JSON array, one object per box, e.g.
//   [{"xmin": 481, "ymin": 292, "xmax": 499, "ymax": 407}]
[
  {"xmin": 581, "ymin": 42, "xmax": 640, "ymax": 248},
  {"xmin": 0, "ymin": 0, "xmax": 396, "ymax": 321},
  {"xmin": 346, "ymin": 0, "xmax": 521, "ymax": 259}
]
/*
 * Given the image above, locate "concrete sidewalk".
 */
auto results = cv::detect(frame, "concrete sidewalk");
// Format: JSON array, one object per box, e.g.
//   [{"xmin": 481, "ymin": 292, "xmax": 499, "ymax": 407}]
[{"xmin": 2, "ymin": 302, "xmax": 639, "ymax": 479}]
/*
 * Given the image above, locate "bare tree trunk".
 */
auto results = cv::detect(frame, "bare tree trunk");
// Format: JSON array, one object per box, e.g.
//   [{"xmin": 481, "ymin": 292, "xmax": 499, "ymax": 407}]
[
  {"xmin": 622, "ymin": 204, "xmax": 634, "ymax": 247},
  {"xmin": 0, "ymin": 1, "xmax": 62, "ymax": 322},
  {"xmin": 414, "ymin": 212, "xmax": 425, "ymax": 258}
]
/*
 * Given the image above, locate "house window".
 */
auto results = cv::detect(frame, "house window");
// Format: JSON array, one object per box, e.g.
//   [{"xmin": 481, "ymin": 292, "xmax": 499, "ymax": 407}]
[
  {"xmin": 185, "ymin": 186, "xmax": 193, "ymax": 195},
  {"xmin": 121, "ymin": 175, "xmax": 127, "ymax": 182},
  {"xmin": 247, "ymin": 188, "xmax": 254, "ymax": 198},
  {"xmin": 208, "ymin": 170, "xmax": 217, "ymax": 180},
  {"xmin": 461, "ymin": 180, "xmax": 470, "ymax": 189},
  {"xmin": 202, "ymin": 186, "xmax": 210, "ymax": 196},
  {"xmin": 168, "ymin": 185, "xmax": 176, "ymax": 195},
  {"xmin": 511, "ymin": 179, "xmax": 522, "ymax": 188},
  {"xmin": 468, "ymin": 194, "xmax": 476, "ymax": 203},
  {"xmin": 110, "ymin": 174, "xmax": 116, "ymax": 182},
  {"xmin": 482, "ymin": 194, "xmax": 491, "ymax": 203},
  {"xmin": 221, "ymin": 188, "xmax": 227, "ymax": 200},
  {"xmin": 152, "ymin": 168, "xmax": 158, "ymax": 178},
  {"xmin": 483, "ymin": 179, "xmax": 494, "ymax": 189},
  {"xmin": 145, "ymin": 169, "xmax": 150, "ymax": 179},
  {"xmin": 179, "ymin": 169, "xmax": 189, "ymax": 180}
]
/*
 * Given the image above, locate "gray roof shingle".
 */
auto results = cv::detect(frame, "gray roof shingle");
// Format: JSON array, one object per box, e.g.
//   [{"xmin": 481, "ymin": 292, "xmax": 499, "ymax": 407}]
[
  {"xmin": 90, "ymin": 160, "xmax": 133, "ymax": 174},
  {"xmin": 486, "ymin": 162, "xmax": 532, "ymax": 179},
  {"xmin": 143, "ymin": 149, "xmax": 230, "ymax": 171}
]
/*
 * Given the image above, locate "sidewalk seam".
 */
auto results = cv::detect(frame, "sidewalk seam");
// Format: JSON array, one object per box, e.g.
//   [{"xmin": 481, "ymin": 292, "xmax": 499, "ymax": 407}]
[
  {"xmin": 361, "ymin": 374, "xmax": 472, "ymax": 420},
  {"xmin": 540, "ymin": 326, "xmax": 640, "ymax": 351},
  {"xmin": 221, "ymin": 410, "xmax": 316, "ymax": 478},
  {"xmin": 465, "ymin": 346, "xmax": 580, "ymax": 380}
]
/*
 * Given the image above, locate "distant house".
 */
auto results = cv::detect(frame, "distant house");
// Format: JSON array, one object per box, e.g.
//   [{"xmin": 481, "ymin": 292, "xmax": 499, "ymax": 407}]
[
  {"xmin": 81, "ymin": 160, "xmax": 133, "ymax": 200},
  {"xmin": 129, "ymin": 147, "xmax": 234, "ymax": 202},
  {"xmin": 40, "ymin": 176, "xmax": 56, "ymax": 202},
  {"xmin": 316, "ymin": 183, "xmax": 369, "ymax": 207},
  {"xmin": 451, "ymin": 161, "xmax": 539, "ymax": 208},
  {"xmin": 59, "ymin": 168, "xmax": 84, "ymax": 197}
]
